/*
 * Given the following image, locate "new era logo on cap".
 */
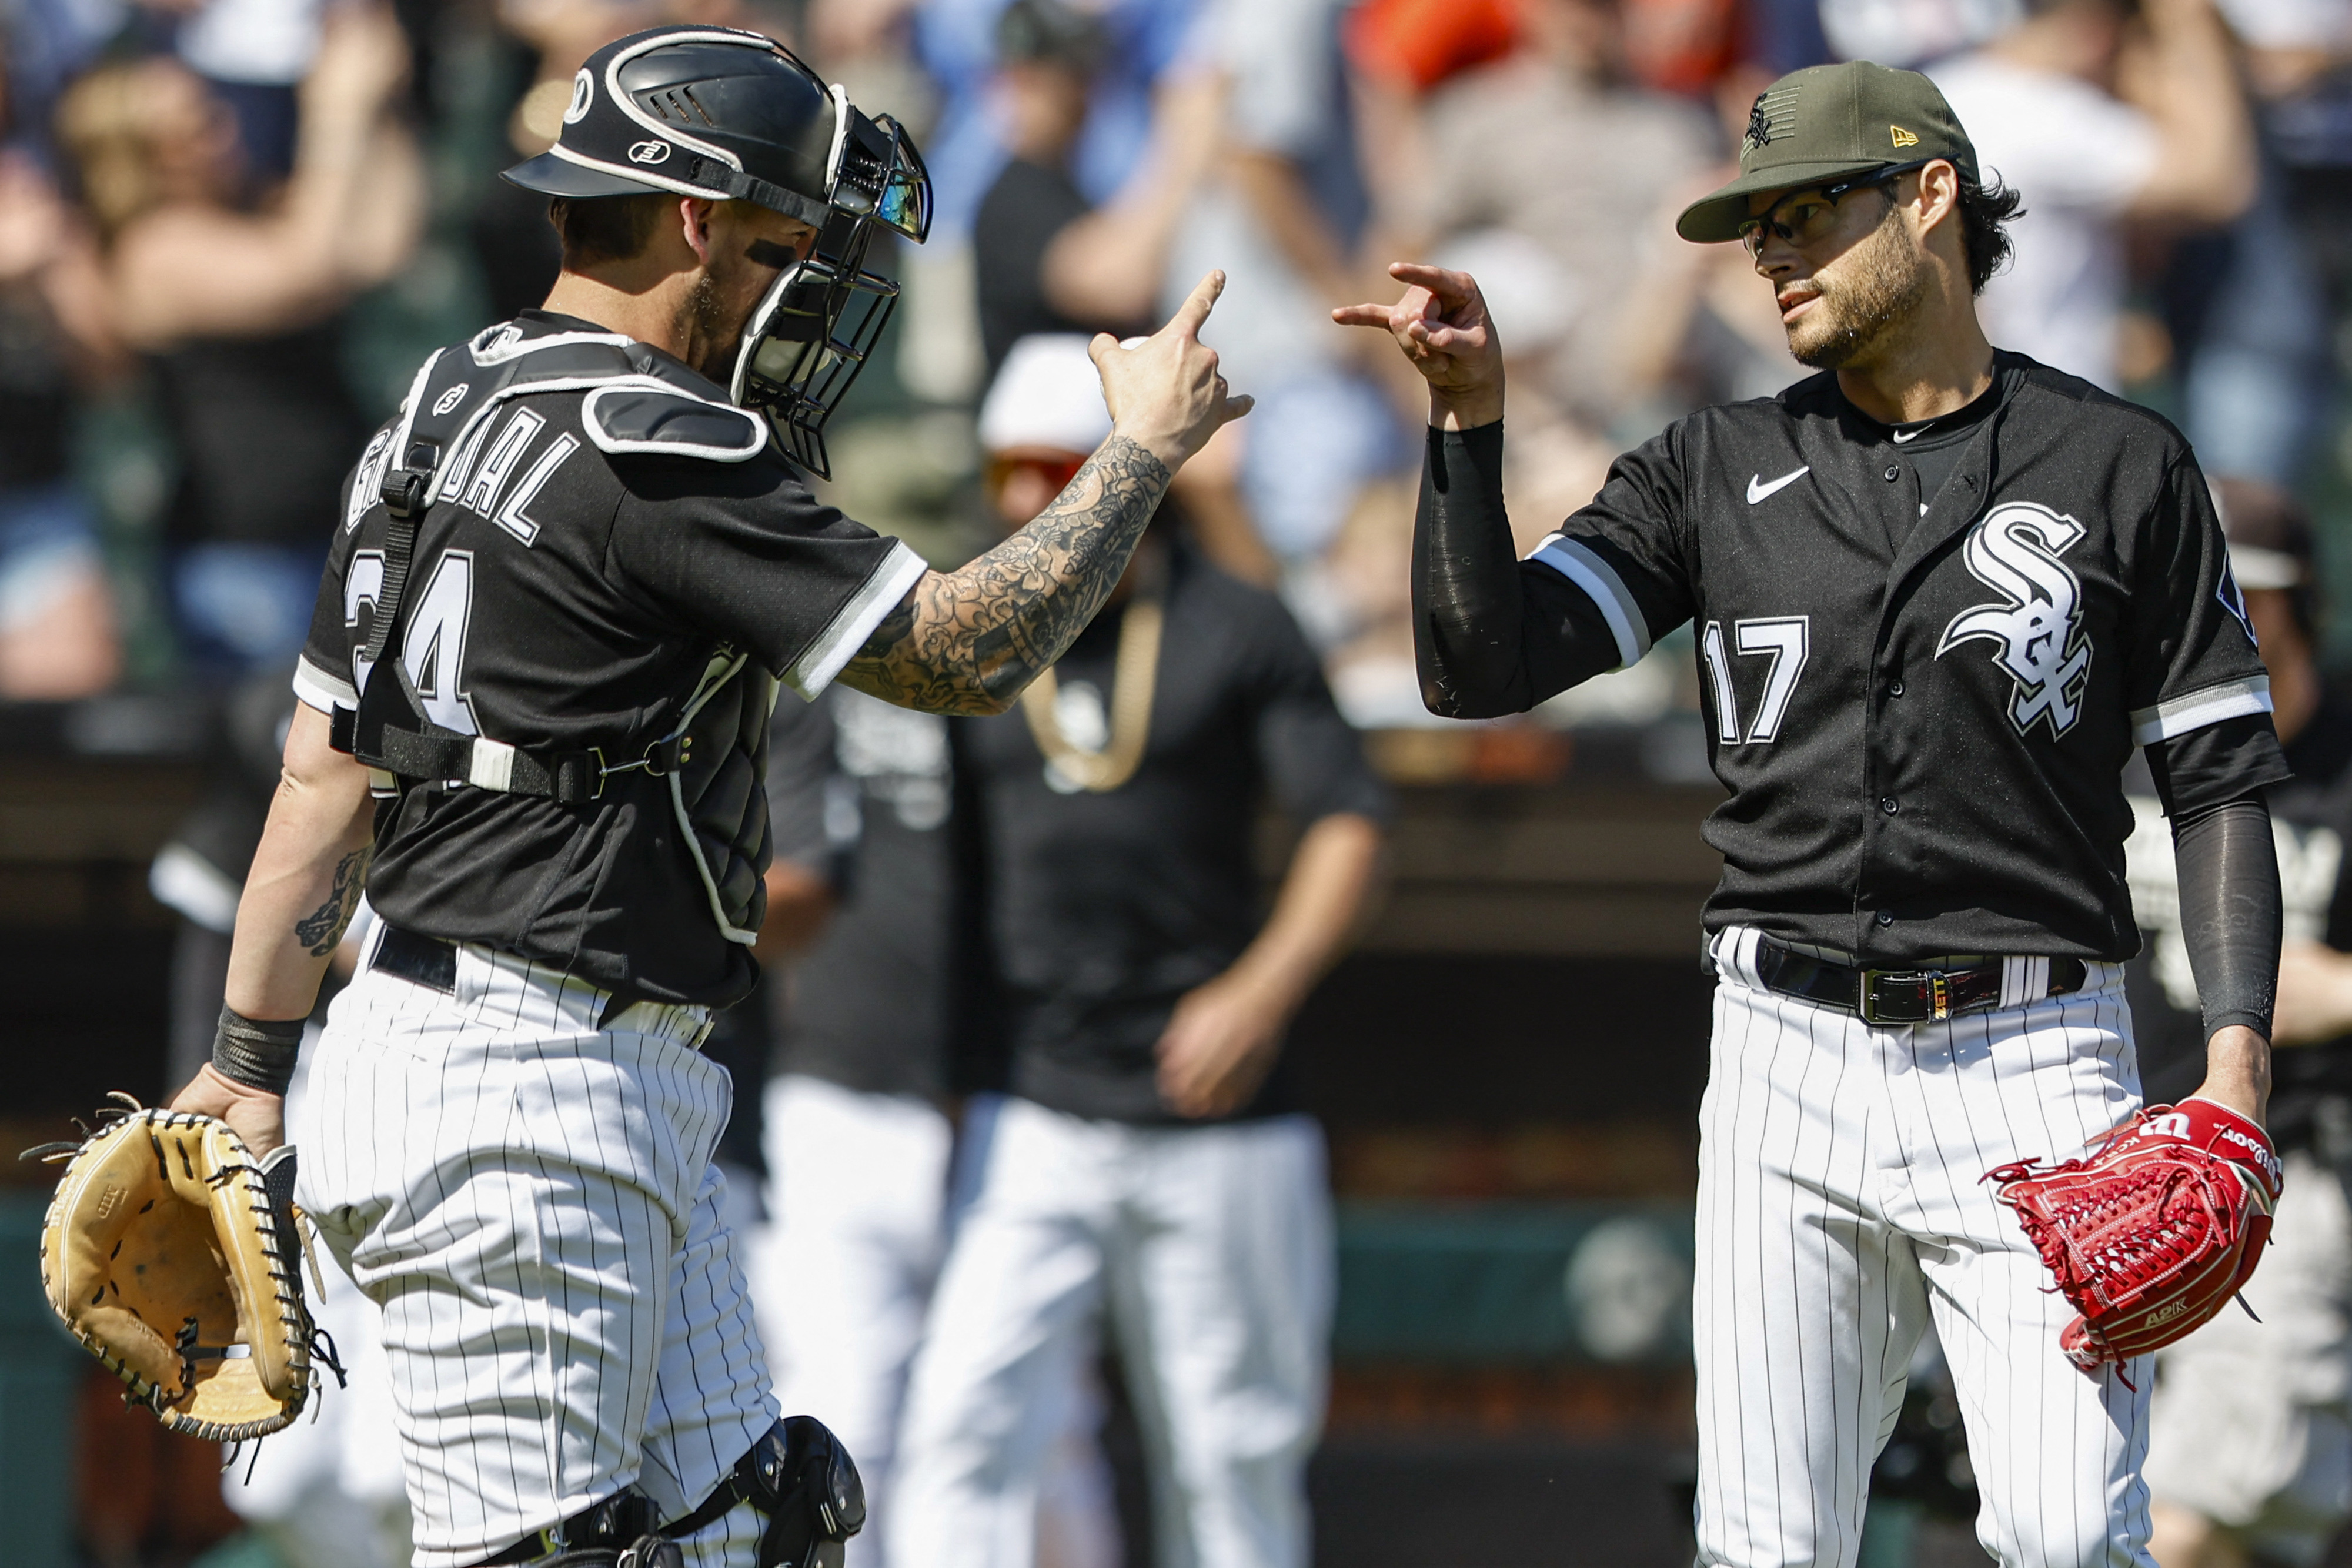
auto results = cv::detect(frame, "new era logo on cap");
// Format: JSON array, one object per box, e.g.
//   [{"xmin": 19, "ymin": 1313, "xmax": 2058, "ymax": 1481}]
[{"xmin": 1891, "ymin": 125, "xmax": 1919, "ymax": 148}]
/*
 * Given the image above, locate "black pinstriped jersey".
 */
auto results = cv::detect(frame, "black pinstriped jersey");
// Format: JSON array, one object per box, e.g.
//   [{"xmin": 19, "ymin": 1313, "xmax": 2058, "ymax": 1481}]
[
  {"xmin": 297, "ymin": 310, "xmax": 927, "ymax": 1006},
  {"xmin": 1434, "ymin": 352, "xmax": 2288, "ymax": 961}
]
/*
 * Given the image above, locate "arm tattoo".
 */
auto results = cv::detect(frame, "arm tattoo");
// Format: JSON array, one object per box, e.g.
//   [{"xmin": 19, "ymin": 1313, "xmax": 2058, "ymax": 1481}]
[
  {"xmin": 293, "ymin": 845, "xmax": 373, "ymax": 957},
  {"xmin": 841, "ymin": 434, "xmax": 1172, "ymax": 714}
]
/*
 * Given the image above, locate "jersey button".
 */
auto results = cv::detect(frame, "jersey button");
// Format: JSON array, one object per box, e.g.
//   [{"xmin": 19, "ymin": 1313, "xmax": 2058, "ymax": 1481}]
[
  {"xmin": 1889, "ymin": 678, "xmax": 1906, "ymax": 697},
  {"xmin": 1883, "ymin": 464, "xmax": 1900, "ymax": 482},
  {"xmin": 1880, "ymin": 796, "xmax": 1899, "ymax": 814},
  {"xmin": 1877, "ymin": 910, "xmax": 1896, "ymax": 926}
]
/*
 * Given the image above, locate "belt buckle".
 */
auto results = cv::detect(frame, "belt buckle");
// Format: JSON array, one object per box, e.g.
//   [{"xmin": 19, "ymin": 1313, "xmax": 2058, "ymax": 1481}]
[{"xmin": 1860, "ymin": 968, "xmax": 1950, "ymax": 1025}]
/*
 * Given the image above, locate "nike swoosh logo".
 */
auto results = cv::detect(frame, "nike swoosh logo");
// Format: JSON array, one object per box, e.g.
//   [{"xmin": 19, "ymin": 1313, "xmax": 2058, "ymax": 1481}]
[
  {"xmin": 1747, "ymin": 466, "xmax": 1810, "ymax": 504},
  {"xmin": 1891, "ymin": 427, "xmax": 1925, "ymax": 444}
]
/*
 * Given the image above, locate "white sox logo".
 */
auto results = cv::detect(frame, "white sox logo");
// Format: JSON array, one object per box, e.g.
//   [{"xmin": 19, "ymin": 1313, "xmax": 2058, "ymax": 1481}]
[{"xmin": 1935, "ymin": 502, "xmax": 2093, "ymax": 739}]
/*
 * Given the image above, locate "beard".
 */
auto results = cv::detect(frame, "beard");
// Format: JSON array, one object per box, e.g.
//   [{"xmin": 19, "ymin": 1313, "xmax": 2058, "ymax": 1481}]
[
  {"xmin": 680, "ymin": 272, "xmax": 741, "ymax": 377},
  {"xmin": 1783, "ymin": 207, "xmax": 1928, "ymax": 370}
]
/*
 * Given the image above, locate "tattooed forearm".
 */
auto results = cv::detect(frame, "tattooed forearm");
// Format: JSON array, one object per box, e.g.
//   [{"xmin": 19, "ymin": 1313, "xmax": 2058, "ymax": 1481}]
[
  {"xmin": 840, "ymin": 435, "xmax": 1172, "ymax": 714},
  {"xmin": 292, "ymin": 845, "xmax": 372, "ymax": 956}
]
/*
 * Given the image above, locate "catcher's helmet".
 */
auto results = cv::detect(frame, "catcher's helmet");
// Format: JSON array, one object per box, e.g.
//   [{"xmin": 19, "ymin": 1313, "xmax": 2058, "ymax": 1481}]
[{"xmin": 504, "ymin": 26, "xmax": 933, "ymax": 477}]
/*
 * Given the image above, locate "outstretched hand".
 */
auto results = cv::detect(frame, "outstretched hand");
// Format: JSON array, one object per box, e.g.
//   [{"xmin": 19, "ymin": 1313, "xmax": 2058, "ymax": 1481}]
[
  {"xmin": 1332, "ymin": 262, "xmax": 1505, "ymax": 429},
  {"xmin": 1093, "ymin": 269, "xmax": 1254, "ymax": 471}
]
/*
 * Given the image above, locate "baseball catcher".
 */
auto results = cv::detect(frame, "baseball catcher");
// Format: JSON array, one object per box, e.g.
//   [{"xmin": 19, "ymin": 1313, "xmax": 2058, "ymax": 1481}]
[{"xmin": 118, "ymin": 22, "xmax": 1244, "ymax": 1568}]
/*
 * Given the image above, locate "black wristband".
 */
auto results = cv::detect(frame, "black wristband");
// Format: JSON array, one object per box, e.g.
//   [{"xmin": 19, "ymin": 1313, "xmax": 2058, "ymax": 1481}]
[{"xmin": 212, "ymin": 1007, "xmax": 305, "ymax": 1096}]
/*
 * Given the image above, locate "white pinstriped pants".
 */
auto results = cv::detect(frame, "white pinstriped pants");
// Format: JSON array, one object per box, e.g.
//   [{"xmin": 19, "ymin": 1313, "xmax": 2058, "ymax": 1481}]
[
  {"xmin": 888, "ymin": 1095, "xmax": 1332, "ymax": 1568},
  {"xmin": 293, "ymin": 937, "xmax": 777, "ymax": 1568},
  {"xmin": 1696, "ymin": 928, "xmax": 2151, "ymax": 1568}
]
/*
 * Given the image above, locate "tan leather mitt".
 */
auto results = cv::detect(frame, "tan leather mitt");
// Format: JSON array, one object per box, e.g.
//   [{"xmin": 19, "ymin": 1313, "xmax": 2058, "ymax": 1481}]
[{"xmin": 31, "ymin": 1096, "xmax": 316, "ymax": 1440}]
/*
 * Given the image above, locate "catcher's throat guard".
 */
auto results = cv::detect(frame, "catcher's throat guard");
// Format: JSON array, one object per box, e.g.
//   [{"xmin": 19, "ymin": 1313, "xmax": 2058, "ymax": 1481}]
[
  {"xmin": 31, "ymin": 1098, "xmax": 321, "ymax": 1440},
  {"xmin": 1989, "ymin": 1096, "xmax": 2281, "ymax": 1372}
]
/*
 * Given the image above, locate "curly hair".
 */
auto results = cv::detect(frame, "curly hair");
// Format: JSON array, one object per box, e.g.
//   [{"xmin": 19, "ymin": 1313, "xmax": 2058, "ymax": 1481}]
[{"xmin": 1956, "ymin": 176, "xmax": 2025, "ymax": 295}]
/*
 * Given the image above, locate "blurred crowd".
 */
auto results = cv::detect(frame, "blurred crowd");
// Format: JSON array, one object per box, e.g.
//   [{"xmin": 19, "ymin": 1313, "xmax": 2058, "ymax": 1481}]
[{"xmin": 9, "ymin": 0, "xmax": 2352, "ymax": 728}]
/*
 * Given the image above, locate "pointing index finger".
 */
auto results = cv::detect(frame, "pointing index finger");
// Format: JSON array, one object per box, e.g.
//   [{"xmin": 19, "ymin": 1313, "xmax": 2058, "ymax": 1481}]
[{"xmin": 1168, "ymin": 269, "xmax": 1227, "ymax": 340}]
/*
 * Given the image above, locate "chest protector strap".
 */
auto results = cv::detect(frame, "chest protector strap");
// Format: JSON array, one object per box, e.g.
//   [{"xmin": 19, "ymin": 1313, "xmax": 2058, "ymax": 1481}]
[{"xmin": 329, "ymin": 327, "xmax": 727, "ymax": 805}]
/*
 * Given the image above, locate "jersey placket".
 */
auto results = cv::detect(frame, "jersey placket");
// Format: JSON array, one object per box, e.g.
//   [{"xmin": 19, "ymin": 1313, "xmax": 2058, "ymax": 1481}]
[{"xmin": 1856, "ymin": 414, "xmax": 2001, "ymax": 960}]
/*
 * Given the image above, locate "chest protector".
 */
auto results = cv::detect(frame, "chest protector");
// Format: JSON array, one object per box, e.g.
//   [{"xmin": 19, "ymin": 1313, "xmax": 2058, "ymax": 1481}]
[{"xmin": 332, "ymin": 322, "xmax": 778, "ymax": 944}]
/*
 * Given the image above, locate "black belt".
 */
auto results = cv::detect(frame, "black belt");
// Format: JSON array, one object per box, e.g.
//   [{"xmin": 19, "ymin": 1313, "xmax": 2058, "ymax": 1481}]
[
  {"xmin": 1753, "ymin": 937, "xmax": 2087, "ymax": 1025},
  {"xmin": 373, "ymin": 922, "xmax": 649, "ymax": 1031},
  {"xmin": 480, "ymin": 1487, "xmax": 658, "ymax": 1564},
  {"xmin": 475, "ymin": 1435, "xmax": 776, "ymax": 1565}
]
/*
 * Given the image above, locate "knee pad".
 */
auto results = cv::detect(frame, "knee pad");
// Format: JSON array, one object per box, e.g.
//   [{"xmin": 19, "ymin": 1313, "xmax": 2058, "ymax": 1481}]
[
  {"xmin": 650, "ymin": 1415, "xmax": 864, "ymax": 1568},
  {"xmin": 742, "ymin": 1415, "xmax": 866, "ymax": 1568}
]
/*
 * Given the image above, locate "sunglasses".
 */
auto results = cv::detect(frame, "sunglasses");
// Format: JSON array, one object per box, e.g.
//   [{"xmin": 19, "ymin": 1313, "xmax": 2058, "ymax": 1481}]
[{"xmin": 1737, "ymin": 160, "xmax": 1931, "ymax": 259}]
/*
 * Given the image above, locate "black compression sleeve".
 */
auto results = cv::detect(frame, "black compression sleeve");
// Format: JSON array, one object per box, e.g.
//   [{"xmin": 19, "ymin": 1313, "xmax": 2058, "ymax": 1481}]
[
  {"xmin": 2171, "ymin": 794, "xmax": 2281, "ymax": 1040},
  {"xmin": 1412, "ymin": 424, "xmax": 1631, "ymax": 716},
  {"xmin": 1413, "ymin": 423, "xmax": 1532, "ymax": 717}
]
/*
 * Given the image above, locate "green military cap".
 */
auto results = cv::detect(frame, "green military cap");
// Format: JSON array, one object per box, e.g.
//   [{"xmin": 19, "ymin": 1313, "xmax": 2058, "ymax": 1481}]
[{"xmin": 1677, "ymin": 60, "xmax": 1980, "ymax": 244}]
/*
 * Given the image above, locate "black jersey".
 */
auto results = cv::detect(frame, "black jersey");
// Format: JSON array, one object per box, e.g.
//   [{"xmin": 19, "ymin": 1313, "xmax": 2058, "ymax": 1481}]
[
  {"xmin": 769, "ymin": 686, "xmax": 960, "ymax": 1100},
  {"xmin": 296, "ymin": 310, "xmax": 926, "ymax": 1007},
  {"xmin": 1423, "ymin": 352, "xmax": 2288, "ymax": 962},
  {"xmin": 954, "ymin": 542, "xmax": 1390, "ymax": 1124}
]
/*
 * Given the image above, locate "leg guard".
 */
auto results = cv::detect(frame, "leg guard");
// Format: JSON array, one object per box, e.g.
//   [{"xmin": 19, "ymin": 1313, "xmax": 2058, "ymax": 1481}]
[
  {"xmin": 659, "ymin": 1415, "xmax": 865, "ymax": 1568},
  {"xmin": 747, "ymin": 1416, "xmax": 866, "ymax": 1568}
]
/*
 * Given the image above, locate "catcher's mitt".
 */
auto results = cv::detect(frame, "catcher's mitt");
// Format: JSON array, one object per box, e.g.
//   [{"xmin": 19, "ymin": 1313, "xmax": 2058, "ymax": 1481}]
[
  {"xmin": 1987, "ymin": 1096, "xmax": 2283, "ymax": 1372},
  {"xmin": 28, "ymin": 1095, "xmax": 319, "ymax": 1440}
]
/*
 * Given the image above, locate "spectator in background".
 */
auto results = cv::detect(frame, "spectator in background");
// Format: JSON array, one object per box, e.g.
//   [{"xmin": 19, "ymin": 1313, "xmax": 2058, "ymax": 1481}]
[
  {"xmin": 1818, "ymin": 0, "xmax": 2021, "ymax": 69},
  {"xmin": 973, "ymin": 0, "xmax": 1137, "ymax": 377},
  {"xmin": 2120, "ymin": 482, "xmax": 2352, "ymax": 1568},
  {"xmin": 972, "ymin": 7, "xmax": 1271, "ymax": 581},
  {"xmin": 1392, "ymin": 0, "xmax": 1716, "ymax": 439},
  {"xmin": 889, "ymin": 334, "xmax": 1386, "ymax": 1568},
  {"xmin": 914, "ymin": 0, "xmax": 1199, "ymax": 245},
  {"xmin": 0, "ymin": 79, "xmax": 123, "ymax": 698},
  {"xmin": 1930, "ymin": 0, "xmax": 2254, "ymax": 392},
  {"xmin": 2156, "ymin": 0, "xmax": 2343, "ymax": 488},
  {"xmin": 56, "ymin": 1, "xmax": 422, "ymax": 678},
  {"xmin": 1161, "ymin": 0, "xmax": 1402, "ymax": 568},
  {"xmin": 1616, "ymin": 86, "xmax": 1808, "ymax": 417}
]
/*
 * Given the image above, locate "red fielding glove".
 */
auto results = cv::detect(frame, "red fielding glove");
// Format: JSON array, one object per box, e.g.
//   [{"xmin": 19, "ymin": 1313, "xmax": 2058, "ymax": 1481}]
[{"xmin": 1987, "ymin": 1098, "xmax": 2280, "ymax": 1372}]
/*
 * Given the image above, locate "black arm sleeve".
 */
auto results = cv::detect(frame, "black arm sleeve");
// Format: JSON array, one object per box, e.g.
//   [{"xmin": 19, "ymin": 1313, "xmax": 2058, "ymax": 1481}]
[
  {"xmin": 2171, "ymin": 794, "xmax": 2281, "ymax": 1040},
  {"xmin": 1411, "ymin": 424, "xmax": 1638, "ymax": 718}
]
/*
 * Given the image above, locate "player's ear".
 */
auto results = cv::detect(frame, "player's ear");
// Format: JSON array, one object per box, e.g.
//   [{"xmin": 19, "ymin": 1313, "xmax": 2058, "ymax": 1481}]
[
  {"xmin": 1915, "ymin": 160, "xmax": 1960, "ymax": 235},
  {"xmin": 679, "ymin": 198, "xmax": 717, "ymax": 266}
]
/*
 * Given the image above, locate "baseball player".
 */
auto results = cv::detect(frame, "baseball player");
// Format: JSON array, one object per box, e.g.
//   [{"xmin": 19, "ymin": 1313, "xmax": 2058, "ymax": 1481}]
[
  {"xmin": 1340, "ymin": 59, "xmax": 2287, "ymax": 1568},
  {"xmin": 888, "ymin": 333, "xmax": 1388, "ymax": 1568},
  {"xmin": 161, "ymin": 25, "xmax": 1246, "ymax": 1568}
]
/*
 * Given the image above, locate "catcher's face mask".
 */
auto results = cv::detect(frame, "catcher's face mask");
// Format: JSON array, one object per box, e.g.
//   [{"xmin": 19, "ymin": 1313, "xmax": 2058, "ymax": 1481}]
[{"xmin": 729, "ymin": 97, "xmax": 931, "ymax": 479}]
